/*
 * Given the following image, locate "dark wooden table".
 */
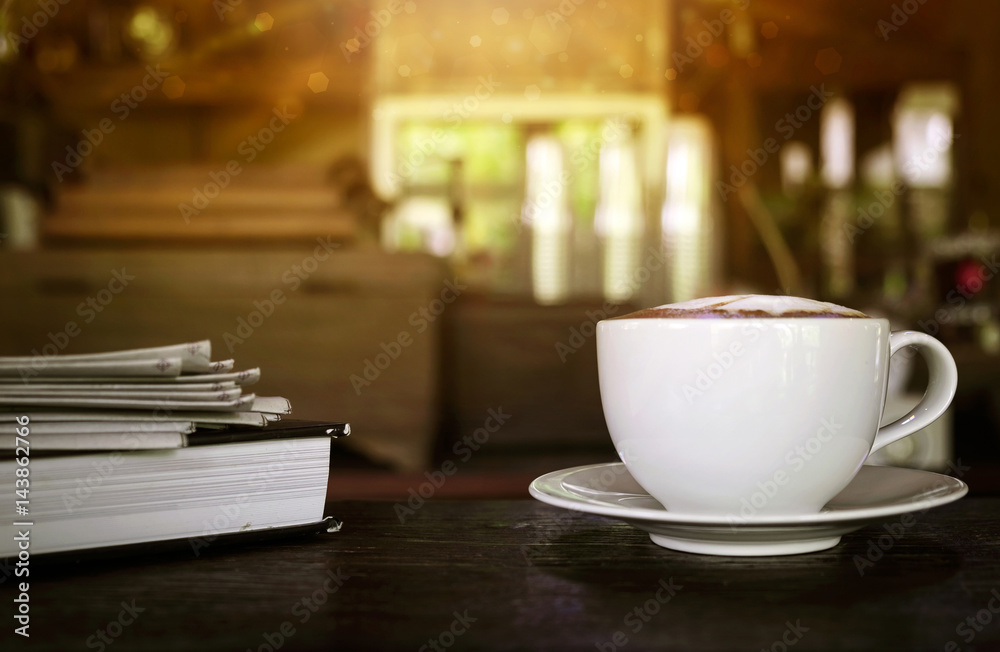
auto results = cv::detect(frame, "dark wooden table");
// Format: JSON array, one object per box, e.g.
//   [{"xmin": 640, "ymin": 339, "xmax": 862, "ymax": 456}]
[{"xmin": 6, "ymin": 498, "xmax": 1000, "ymax": 651}]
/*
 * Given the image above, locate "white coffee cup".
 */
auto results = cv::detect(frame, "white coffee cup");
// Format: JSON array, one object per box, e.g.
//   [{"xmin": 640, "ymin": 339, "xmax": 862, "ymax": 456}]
[{"xmin": 596, "ymin": 313, "xmax": 957, "ymax": 517}]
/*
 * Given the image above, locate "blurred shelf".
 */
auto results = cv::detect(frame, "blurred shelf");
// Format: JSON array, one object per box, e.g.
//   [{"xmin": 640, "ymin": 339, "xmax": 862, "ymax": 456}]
[
  {"xmin": 43, "ymin": 212, "xmax": 355, "ymax": 243},
  {"xmin": 44, "ymin": 165, "xmax": 357, "ymax": 243},
  {"xmin": 25, "ymin": 61, "xmax": 365, "ymax": 111}
]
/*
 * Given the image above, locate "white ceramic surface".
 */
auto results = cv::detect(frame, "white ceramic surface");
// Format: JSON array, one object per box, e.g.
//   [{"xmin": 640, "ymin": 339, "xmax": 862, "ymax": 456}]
[
  {"xmin": 529, "ymin": 463, "xmax": 967, "ymax": 556},
  {"xmin": 597, "ymin": 317, "xmax": 958, "ymax": 517}
]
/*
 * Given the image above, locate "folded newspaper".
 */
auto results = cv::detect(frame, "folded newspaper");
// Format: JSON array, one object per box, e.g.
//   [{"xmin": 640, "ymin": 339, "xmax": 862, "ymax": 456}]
[{"xmin": 0, "ymin": 340, "xmax": 291, "ymax": 450}]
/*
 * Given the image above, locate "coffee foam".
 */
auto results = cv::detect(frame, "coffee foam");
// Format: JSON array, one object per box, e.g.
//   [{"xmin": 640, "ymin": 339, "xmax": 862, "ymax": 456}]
[{"xmin": 618, "ymin": 295, "xmax": 869, "ymax": 319}]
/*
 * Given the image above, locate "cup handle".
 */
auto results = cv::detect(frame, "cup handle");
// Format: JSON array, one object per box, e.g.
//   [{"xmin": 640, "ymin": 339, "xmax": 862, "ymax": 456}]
[{"xmin": 870, "ymin": 331, "xmax": 958, "ymax": 454}]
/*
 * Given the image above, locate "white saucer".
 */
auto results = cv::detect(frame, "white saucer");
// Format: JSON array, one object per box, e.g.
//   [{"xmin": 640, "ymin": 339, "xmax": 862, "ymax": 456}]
[{"xmin": 528, "ymin": 463, "xmax": 967, "ymax": 556}]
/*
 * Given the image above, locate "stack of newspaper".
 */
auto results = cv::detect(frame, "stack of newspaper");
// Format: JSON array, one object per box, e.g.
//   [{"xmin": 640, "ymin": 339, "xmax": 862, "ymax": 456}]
[{"xmin": 0, "ymin": 340, "xmax": 292, "ymax": 450}]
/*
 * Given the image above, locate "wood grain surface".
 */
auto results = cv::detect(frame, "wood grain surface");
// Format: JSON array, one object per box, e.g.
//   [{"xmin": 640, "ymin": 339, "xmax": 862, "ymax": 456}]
[{"xmin": 4, "ymin": 498, "xmax": 998, "ymax": 651}]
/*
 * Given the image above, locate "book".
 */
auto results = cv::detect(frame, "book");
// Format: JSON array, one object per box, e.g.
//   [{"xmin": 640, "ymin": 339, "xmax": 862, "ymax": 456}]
[
  {"xmin": 0, "ymin": 341, "xmax": 351, "ymax": 558},
  {"xmin": 0, "ymin": 420, "xmax": 346, "ymax": 557}
]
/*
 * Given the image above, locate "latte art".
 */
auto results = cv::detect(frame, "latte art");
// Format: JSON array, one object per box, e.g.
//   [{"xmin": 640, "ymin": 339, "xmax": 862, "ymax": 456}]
[{"xmin": 617, "ymin": 295, "xmax": 869, "ymax": 319}]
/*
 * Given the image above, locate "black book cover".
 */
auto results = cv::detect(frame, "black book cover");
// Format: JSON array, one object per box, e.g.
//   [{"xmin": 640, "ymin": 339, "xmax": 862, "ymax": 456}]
[
  {"xmin": 19, "ymin": 516, "xmax": 342, "ymax": 568},
  {"xmin": 1, "ymin": 418, "xmax": 350, "ymax": 459},
  {"xmin": 185, "ymin": 419, "xmax": 350, "ymax": 446}
]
